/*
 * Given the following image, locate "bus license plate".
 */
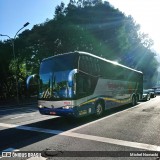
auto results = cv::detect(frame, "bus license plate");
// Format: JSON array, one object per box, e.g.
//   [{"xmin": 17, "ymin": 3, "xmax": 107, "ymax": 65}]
[{"xmin": 50, "ymin": 112, "xmax": 56, "ymax": 115}]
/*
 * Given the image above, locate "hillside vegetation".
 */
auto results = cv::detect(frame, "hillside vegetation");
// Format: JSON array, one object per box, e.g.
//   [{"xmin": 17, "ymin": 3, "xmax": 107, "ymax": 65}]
[{"xmin": 0, "ymin": 0, "xmax": 158, "ymax": 100}]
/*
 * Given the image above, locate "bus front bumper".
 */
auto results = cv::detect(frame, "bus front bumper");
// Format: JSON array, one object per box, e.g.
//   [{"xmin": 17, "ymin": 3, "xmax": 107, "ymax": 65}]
[{"xmin": 38, "ymin": 107, "xmax": 77, "ymax": 117}]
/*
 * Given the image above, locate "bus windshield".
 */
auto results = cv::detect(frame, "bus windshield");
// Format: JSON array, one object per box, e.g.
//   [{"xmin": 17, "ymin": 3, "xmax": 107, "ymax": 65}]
[
  {"xmin": 40, "ymin": 53, "xmax": 78, "ymax": 73},
  {"xmin": 39, "ymin": 70, "xmax": 72, "ymax": 100},
  {"xmin": 39, "ymin": 54, "xmax": 78, "ymax": 100}
]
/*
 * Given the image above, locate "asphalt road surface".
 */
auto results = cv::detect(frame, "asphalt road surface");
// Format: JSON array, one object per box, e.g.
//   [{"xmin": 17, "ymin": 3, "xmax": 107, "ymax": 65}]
[{"xmin": 0, "ymin": 97, "xmax": 160, "ymax": 160}]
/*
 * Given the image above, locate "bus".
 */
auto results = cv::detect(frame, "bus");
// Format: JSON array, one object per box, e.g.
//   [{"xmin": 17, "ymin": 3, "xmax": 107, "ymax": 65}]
[{"xmin": 27, "ymin": 51, "xmax": 143, "ymax": 118}]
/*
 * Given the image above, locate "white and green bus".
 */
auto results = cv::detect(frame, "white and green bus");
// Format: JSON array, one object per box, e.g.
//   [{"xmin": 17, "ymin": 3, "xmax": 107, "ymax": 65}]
[{"xmin": 28, "ymin": 51, "xmax": 143, "ymax": 118}]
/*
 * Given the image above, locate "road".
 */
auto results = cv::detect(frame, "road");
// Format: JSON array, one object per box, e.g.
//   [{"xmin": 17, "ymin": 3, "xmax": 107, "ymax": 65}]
[{"xmin": 0, "ymin": 97, "xmax": 160, "ymax": 160}]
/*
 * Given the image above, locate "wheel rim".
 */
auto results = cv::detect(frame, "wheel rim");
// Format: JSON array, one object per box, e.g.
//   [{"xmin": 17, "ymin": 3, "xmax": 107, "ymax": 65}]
[{"xmin": 96, "ymin": 104, "xmax": 103, "ymax": 116}]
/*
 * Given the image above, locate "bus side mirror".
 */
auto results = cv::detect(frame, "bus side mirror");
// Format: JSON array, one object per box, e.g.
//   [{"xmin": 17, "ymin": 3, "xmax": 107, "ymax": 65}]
[
  {"xmin": 26, "ymin": 74, "xmax": 39, "ymax": 96},
  {"xmin": 27, "ymin": 75, "xmax": 33, "ymax": 89},
  {"xmin": 68, "ymin": 69, "xmax": 78, "ymax": 87},
  {"xmin": 26, "ymin": 74, "xmax": 39, "ymax": 89}
]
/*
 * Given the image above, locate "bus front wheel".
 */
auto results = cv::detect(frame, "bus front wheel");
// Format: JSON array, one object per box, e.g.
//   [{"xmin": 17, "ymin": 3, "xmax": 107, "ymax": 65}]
[{"xmin": 95, "ymin": 102, "xmax": 104, "ymax": 117}]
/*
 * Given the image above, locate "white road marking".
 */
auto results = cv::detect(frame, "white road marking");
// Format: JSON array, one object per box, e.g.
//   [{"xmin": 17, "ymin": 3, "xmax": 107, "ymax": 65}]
[
  {"xmin": 16, "ymin": 116, "xmax": 58, "ymax": 125},
  {"xmin": 0, "ymin": 123, "xmax": 63, "ymax": 135},
  {"xmin": 68, "ymin": 103, "xmax": 144, "ymax": 132},
  {"xmin": 17, "ymin": 115, "xmax": 57, "ymax": 125},
  {"xmin": 1, "ymin": 148, "xmax": 20, "ymax": 152},
  {"xmin": 0, "ymin": 111, "xmax": 39, "ymax": 120},
  {"xmin": 62, "ymin": 132, "xmax": 160, "ymax": 151},
  {"xmin": 11, "ymin": 113, "xmax": 36, "ymax": 119},
  {"xmin": 0, "ymin": 122, "xmax": 160, "ymax": 151},
  {"xmin": 11, "ymin": 114, "xmax": 25, "ymax": 119},
  {"xmin": 157, "ymin": 146, "xmax": 160, "ymax": 151}
]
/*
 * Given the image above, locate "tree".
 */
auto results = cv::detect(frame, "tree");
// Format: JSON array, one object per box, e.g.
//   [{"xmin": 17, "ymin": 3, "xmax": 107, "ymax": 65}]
[{"xmin": 0, "ymin": 0, "xmax": 159, "ymax": 100}]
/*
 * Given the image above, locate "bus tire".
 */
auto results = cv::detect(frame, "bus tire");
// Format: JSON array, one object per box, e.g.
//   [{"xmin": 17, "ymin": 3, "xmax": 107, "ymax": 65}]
[
  {"xmin": 95, "ymin": 102, "xmax": 104, "ymax": 117},
  {"xmin": 132, "ymin": 96, "xmax": 137, "ymax": 106}
]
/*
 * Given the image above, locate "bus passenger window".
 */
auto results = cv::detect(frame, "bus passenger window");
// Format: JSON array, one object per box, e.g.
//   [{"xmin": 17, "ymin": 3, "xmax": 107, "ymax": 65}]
[{"xmin": 76, "ymin": 70, "xmax": 98, "ymax": 98}]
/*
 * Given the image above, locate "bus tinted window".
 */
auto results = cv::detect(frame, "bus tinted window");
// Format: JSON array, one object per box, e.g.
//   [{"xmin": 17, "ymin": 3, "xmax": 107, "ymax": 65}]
[
  {"xmin": 79, "ymin": 55, "xmax": 100, "ymax": 76},
  {"xmin": 76, "ymin": 71, "xmax": 98, "ymax": 98}
]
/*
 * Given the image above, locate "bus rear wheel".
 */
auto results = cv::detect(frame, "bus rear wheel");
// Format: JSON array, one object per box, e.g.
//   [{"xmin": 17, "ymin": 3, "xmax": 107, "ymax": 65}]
[{"xmin": 95, "ymin": 102, "xmax": 104, "ymax": 117}]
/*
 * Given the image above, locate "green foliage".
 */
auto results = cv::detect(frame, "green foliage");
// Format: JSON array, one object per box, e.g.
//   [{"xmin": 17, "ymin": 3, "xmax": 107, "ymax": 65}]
[{"xmin": 0, "ymin": 0, "xmax": 159, "ymax": 99}]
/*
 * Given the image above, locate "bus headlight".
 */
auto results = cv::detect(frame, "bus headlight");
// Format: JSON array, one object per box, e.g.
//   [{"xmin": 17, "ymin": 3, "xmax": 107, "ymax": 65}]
[
  {"xmin": 39, "ymin": 104, "xmax": 44, "ymax": 108},
  {"xmin": 62, "ymin": 106, "xmax": 73, "ymax": 109}
]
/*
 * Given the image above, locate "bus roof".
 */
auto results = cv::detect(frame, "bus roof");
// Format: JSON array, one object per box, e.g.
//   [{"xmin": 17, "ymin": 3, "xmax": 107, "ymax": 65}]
[
  {"xmin": 42, "ymin": 52, "xmax": 78, "ymax": 62},
  {"xmin": 42, "ymin": 51, "xmax": 143, "ymax": 74}
]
